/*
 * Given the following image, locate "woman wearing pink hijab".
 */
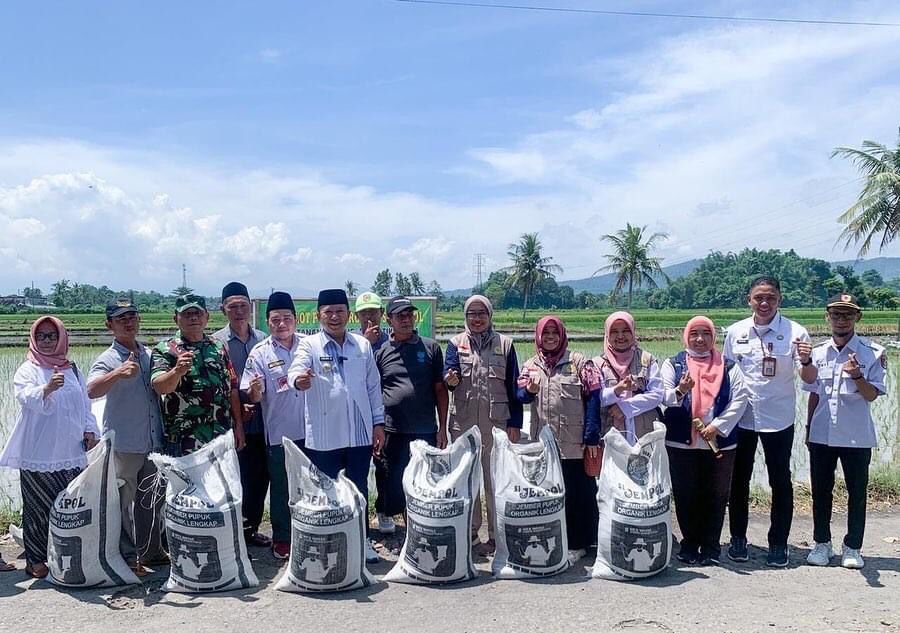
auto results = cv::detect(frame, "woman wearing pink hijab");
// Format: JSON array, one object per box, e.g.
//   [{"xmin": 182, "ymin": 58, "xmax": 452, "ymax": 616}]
[
  {"xmin": 0, "ymin": 316, "xmax": 99, "ymax": 578},
  {"xmin": 584, "ymin": 311, "xmax": 664, "ymax": 447},
  {"xmin": 516, "ymin": 315, "xmax": 599, "ymax": 564},
  {"xmin": 661, "ymin": 316, "xmax": 748, "ymax": 565}
]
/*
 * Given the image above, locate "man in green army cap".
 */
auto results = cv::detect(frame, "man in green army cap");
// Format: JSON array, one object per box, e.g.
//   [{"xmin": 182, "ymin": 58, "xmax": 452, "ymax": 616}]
[{"xmin": 151, "ymin": 294, "xmax": 246, "ymax": 456}]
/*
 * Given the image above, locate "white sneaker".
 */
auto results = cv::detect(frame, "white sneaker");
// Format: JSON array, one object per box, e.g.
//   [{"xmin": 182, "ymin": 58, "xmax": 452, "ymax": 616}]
[
  {"xmin": 376, "ymin": 512, "xmax": 396, "ymax": 534},
  {"xmin": 365, "ymin": 540, "xmax": 380, "ymax": 564},
  {"xmin": 567, "ymin": 548, "xmax": 587, "ymax": 565},
  {"xmin": 806, "ymin": 541, "xmax": 833, "ymax": 566},
  {"xmin": 841, "ymin": 544, "xmax": 864, "ymax": 569}
]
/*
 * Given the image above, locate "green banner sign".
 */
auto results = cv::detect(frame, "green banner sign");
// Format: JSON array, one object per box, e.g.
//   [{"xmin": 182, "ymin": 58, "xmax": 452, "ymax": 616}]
[{"xmin": 252, "ymin": 297, "xmax": 436, "ymax": 338}]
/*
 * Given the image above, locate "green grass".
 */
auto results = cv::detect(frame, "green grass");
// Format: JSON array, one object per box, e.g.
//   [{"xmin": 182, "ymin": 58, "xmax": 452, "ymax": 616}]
[
  {"xmin": 0, "ymin": 504, "xmax": 20, "ymax": 535},
  {"xmin": 436, "ymin": 308, "xmax": 900, "ymax": 334}
]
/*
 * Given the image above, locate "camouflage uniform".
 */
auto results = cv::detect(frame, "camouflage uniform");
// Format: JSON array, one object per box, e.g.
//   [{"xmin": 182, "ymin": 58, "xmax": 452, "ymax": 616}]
[{"xmin": 150, "ymin": 335, "xmax": 238, "ymax": 456}]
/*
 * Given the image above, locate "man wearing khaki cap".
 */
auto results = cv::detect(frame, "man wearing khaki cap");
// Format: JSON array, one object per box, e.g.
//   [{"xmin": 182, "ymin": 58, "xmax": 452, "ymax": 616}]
[{"xmin": 802, "ymin": 293, "xmax": 887, "ymax": 570}]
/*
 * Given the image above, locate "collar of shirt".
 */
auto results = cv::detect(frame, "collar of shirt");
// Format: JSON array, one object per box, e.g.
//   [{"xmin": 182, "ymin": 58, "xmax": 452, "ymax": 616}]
[
  {"xmin": 179, "ymin": 334, "xmax": 213, "ymax": 348},
  {"xmin": 221, "ymin": 325, "xmax": 262, "ymax": 343},
  {"xmin": 826, "ymin": 333, "xmax": 859, "ymax": 355},
  {"xmin": 389, "ymin": 332, "xmax": 420, "ymax": 347},
  {"xmin": 270, "ymin": 334, "xmax": 299, "ymax": 354},
  {"xmin": 111, "ymin": 339, "xmax": 144, "ymax": 358},
  {"xmin": 751, "ymin": 312, "xmax": 782, "ymax": 336},
  {"xmin": 321, "ymin": 329, "xmax": 357, "ymax": 352}
]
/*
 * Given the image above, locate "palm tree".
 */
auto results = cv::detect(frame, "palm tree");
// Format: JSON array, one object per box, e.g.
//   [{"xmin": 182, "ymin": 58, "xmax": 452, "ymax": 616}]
[
  {"xmin": 502, "ymin": 233, "xmax": 563, "ymax": 321},
  {"xmin": 595, "ymin": 223, "xmax": 669, "ymax": 308},
  {"xmin": 345, "ymin": 280, "xmax": 358, "ymax": 297},
  {"xmin": 832, "ymin": 135, "xmax": 900, "ymax": 256}
]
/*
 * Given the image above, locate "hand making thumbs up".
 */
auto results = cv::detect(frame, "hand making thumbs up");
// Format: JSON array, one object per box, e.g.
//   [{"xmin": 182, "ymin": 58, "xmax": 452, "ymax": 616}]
[
  {"xmin": 118, "ymin": 351, "xmax": 140, "ymax": 379},
  {"xmin": 44, "ymin": 366, "xmax": 65, "ymax": 397}
]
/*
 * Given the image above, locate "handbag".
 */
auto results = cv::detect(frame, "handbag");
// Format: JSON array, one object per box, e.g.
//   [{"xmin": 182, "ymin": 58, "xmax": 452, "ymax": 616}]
[{"xmin": 583, "ymin": 445, "xmax": 602, "ymax": 477}]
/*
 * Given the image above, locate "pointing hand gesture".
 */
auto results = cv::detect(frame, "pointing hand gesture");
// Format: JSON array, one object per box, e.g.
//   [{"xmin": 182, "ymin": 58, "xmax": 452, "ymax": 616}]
[
  {"xmin": 248, "ymin": 373, "xmax": 265, "ymax": 400},
  {"xmin": 294, "ymin": 367, "xmax": 314, "ymax": 391}
]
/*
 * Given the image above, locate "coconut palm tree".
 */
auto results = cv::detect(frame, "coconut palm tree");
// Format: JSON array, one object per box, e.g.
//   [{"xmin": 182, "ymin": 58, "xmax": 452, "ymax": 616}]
[
  {"xmin": 345, "ymin": 280, "xmax": 357, "ymax": 297},
  {"xmin": 832, "ymin": 135, "xmax": 900, "ymax": 256},
  {"xmin": 502, "ymin": 233, "xmax": 562, "ymax": 321},
  {"xmin": 595, "ymin": 223, "xmax": 669, "ymax": 308}
]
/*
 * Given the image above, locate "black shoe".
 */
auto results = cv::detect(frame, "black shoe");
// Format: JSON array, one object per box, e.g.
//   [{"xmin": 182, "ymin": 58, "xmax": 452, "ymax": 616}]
[
  {"xmin": 727, "ymin": 537, "xmax": 749, "ymax": 562},
  {"xmin": 698, "ymin": 553, "xmax": 720, "ymax": 566},
  {"xmin": 676, "ymin": 547, "xmax": 700, "ymax": 564},
  {"xmin": 766, "ymin": 545, "xmax": 789, "ymax": 567}
]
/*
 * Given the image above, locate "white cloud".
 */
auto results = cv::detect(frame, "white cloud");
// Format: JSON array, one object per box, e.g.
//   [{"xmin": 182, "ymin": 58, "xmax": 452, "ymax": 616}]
[
  {"xmin": 335, "ymin": 253, "xmax": 373, "ymax": 267},
  {"xmin": 258, "ymin": 48, "xmax": 282, "ymax": 64}
]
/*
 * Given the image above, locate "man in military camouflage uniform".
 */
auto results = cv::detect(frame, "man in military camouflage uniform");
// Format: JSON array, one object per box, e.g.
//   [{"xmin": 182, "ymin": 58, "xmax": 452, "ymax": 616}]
[{"xmin": 151, "ymin": 294, "xmax": 246, "ymax": 456}]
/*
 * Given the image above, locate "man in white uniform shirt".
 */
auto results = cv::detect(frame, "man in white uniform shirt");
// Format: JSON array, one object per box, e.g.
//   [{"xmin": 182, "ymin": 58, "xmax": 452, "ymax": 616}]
[
  {"xmin": 288, "ymin": 288, "xmax": 385, "ymax": 563},
  {"xmin": 241, "ymin": 291, "xmax": 306, "ymax": 561},
  {"xmin": 802, "ymin": 294, "xmax": 886, "ymax": 570},
  {"xmin": 723, "ymin": 276, "xmax": 815, "ymax": 567}
]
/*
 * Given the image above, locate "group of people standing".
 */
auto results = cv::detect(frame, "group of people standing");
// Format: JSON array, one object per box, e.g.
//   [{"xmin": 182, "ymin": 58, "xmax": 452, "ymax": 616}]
[{"xmin": 0, "ymin": 275, "xmax": 888, "ymax": 580}]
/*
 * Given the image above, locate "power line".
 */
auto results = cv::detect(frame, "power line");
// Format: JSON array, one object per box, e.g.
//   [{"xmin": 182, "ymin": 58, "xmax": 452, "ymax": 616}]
[{"xmin": 392, "ymin": 0, "xmax": 900, "ymax": 28}]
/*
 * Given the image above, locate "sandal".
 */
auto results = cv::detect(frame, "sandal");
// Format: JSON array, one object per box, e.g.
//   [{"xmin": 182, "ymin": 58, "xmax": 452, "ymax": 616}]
[
  {"xmin": 245, "ymin": 532, "xmax": 272, "ymax": 547},
  {"xmin": 25, "ymin": 562, "xmax": 48, "ymax": 579},
  {"xmin": 0, "ymin": 557, "xmax": 15, "ymax": 572},
  {"xmin": 129, "ymin": 562, "xmax": 150, "ymax": 578}
]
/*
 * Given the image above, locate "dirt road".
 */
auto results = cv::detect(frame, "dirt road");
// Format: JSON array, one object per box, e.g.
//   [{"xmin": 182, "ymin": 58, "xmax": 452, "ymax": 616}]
[{"xmin": 1, "ymin": 510, "xmax": 898, "ymax": 633}]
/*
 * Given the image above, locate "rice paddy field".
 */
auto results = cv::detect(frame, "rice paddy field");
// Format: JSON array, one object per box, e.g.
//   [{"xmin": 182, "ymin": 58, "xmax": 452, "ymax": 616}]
[{"xmin": 0, "ymin": 311, "xmax": 898, "ymax": 514}]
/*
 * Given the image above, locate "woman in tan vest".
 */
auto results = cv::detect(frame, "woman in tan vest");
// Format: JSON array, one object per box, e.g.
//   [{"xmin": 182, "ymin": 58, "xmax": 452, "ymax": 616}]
[
  {"xmin": 584, "ymin": 311, "xmax": 664, "ymax": 446},
  {"xmin": 444, "ymin": 295, "xmax": 523, "ymax": 555},
  {"xmin": 516, "ymin": 315, "xmax": 599, "ymax": 564}
]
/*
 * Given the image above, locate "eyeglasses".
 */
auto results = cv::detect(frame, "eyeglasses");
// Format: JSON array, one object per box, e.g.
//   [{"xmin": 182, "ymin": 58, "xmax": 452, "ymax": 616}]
[
  {"xmin": 35, "ymin": 332, "xmax": 59, "ymax": 342},
  {"xmin": 827, "ymin": 311, "xmax": 857, "ymax": 321},
  {"xmin": 465, "ymin": 311, "xmax": 490, "ymax": 319}
]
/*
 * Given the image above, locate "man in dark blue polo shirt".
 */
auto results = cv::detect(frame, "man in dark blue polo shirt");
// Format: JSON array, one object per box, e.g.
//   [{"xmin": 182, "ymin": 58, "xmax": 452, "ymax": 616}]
[{"xmin": 373, "ymin": 296, "xmax": 448, "ymax": 534}]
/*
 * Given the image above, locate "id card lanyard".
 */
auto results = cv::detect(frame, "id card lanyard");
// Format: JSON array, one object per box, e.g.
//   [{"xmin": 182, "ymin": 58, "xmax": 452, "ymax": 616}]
[{"xmin": 752, "ymin": 327, "xmax": 777, "ymax": 377}]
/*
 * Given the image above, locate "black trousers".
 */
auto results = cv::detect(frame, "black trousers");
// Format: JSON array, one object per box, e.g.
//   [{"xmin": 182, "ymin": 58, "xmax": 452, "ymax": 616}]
[
  {"xmin": 374, "ymin": 431, "xmax": 437, "ymax": 517},
  {"xmin": 669, "ymin": 447, "xmax": 736, "ymax": 557},
  {"xmin": 238, "ymin": 432, "xmax": 270, "ymax": 536},
  {"xmin": 809, "ymin": 443, "xmax": 871, "ymax": 550},
  {"xmin": 561, "ymin": 458, "xmax": 599, "ymax": 551},
  {"xmin": 729, "ymin": 425, "xmax": 795, "ymax": 547}
]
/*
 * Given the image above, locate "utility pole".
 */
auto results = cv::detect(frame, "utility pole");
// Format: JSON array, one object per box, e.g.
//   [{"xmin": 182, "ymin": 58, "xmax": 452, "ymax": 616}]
[
  {"xmin": 473, "ymin": 253, "xmax": 485, "ymax": 291},
  {"xmin": 182, "ymin": 263, "xmax": 188, "ymax": 289}
]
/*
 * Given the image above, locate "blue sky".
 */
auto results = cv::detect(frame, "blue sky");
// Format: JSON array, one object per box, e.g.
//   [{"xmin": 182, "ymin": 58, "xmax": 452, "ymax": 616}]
[{"xmin": 1, "ymin": 0, "xmax": 899, "ymax": 297}]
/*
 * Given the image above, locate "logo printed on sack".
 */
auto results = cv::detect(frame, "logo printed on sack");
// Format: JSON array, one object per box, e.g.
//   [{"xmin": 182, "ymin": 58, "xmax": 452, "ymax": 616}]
[
  {"xmin": 425, "ymin": 454, "xmax": 452, "ymax": 486},
  {"xmin": 626, "ymin": 451, "xmax": 651, "ymax": 486},
  {"xmin": 521, "ymin": 453, "xmax": 547, "ymax": 486},
  {"xmin": 306, "ymin": 464, "xmax": 334, "ymax": 491}
]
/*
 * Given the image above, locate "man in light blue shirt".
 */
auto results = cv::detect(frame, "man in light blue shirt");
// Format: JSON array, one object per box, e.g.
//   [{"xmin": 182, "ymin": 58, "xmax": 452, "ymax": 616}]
[
  {"xmin": 87, "ymin": 298, "xmax": 166, "ymax": 575},
  {"xmin": 242, "ymin": 291, "xmax": 305, "ymax": 561},
  {"xmin": 288, "ymin": 288, "xmax": 385, "ymax": 562}
]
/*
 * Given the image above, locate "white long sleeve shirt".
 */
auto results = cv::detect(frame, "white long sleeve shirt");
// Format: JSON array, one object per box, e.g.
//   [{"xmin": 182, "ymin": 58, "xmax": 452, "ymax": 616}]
[
  {"xmin": 287, "ymin": 330, "xmax": 384, "ymax": 451},
  {"xmin": 0, "ymin": 361, "xmax": 100, "ymax": 471}
]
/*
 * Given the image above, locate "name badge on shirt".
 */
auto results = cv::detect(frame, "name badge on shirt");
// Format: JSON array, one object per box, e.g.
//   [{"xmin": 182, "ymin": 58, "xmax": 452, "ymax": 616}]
[
  {"xmin": 268, "ymin": 359, "xmax": 285, "ymax": 369},
  {"xmin": 762, "ymin": 356, "xmax": 777, "ymax": 377},
  {"xmin": 276, "ymin": 375, "xmax": 290, "ymax": 392}
]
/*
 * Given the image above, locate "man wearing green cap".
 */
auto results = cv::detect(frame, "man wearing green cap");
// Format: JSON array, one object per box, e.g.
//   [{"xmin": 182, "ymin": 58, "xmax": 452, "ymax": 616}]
[
  {"xmin": 354, "ymin": 291, "xmax": 389, "ymax": 353},
  {"xmin": 151, "ymin": 294, "xmax": 246, "ymax": 456}
]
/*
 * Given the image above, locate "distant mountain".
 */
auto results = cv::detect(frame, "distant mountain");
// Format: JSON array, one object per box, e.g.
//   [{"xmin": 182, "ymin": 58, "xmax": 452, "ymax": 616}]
[
  {"xmin": 832, "ymin": 257, "xmax": 900, "ymax": 281},
  {"xmin": 560, "ymin": 259, "xmax": 702, "ymax": 293},
  {"xmin": 445, "ymin": 255, "xmax": 900, "ymax": 297}
]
